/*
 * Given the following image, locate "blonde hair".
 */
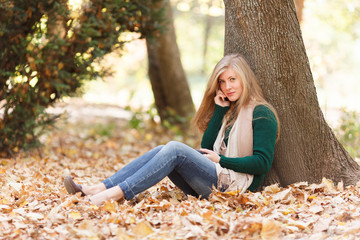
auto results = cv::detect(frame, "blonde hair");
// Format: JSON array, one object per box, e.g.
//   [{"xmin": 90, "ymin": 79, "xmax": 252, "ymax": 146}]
[{"xmin": 192, "ymin": 54, "xmax": 280, "ymax": 139}]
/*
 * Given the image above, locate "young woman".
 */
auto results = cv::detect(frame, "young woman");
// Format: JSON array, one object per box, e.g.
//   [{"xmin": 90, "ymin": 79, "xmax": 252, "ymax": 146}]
[{"xmin": 64, "ymin": 54, "xmax": 279, "ymax": 206}]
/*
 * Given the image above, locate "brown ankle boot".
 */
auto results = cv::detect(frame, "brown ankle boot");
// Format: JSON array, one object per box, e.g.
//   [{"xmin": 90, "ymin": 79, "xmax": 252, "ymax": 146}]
[{"xmin": 64, "ymin": 176, "xmax": 86, "ymax": 196}]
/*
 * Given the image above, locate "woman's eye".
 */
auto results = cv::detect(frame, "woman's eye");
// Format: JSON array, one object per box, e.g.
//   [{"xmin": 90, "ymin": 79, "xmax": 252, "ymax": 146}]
[{"xmin": 230, "ymin": 78, "xmax": 235, "ymax": 81}]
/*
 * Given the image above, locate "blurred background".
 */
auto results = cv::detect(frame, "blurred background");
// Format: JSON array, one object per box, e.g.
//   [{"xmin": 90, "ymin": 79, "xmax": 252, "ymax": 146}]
[
  {"xmin": 79, "ymin": 0, "xmax": 360, "ymax": 120},
  {"xmin": 76, "ymin": 0, "xmax": 360, "ymax": 158}
]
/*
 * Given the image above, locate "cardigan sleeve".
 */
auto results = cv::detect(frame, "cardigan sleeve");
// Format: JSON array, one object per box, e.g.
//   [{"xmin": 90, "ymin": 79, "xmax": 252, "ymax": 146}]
[
  {"xmin": 218, "ymin": 105, "xmax": 277, "ymax": 175},
  {"xmin": 201, "ymin": 104, "xmax": 229, "ymax": 149}
]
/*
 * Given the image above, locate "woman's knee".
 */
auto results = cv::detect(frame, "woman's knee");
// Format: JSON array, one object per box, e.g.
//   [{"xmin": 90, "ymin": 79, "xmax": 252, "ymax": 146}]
[
  {"xmin": 164, "ymin": 141, "xmax": 187, "ymax": 152},
  {"xmin": 154, "ymin": 145, "xmax": 165, "ymax": 151}
]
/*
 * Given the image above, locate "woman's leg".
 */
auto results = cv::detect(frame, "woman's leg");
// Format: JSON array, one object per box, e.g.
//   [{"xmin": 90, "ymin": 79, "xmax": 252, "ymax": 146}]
[
  {"xmin": 82, "ymin": 145, "xmax": 164, "ymax": 195},
  {"xmin": 166, "ymin": 149, "xmax": 218, "ymax": 199},
  {"xmin": 102, "ymin": 145, "xmax": 164, "ymax": 188},
  {"xmin": 90, "ymin": 141, "xmax": 218, "ymax": 205},
  {"xmin": 89, "ymin": 186, "xmax": 124, "ymax": 206},
  {"xmin": 167, "ymin": 170, "xmax": 198, "ymax": 197}
]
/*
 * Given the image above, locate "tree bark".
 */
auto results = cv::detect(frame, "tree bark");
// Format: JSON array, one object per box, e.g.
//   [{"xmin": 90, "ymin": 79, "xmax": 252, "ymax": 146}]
[
  {"xmin": 223, "ymin": 0, "xmax": 360, "ymax": 187},
  {"xmin": 146, "ymin": 0, "xmax": 195, "ymax": 126}
]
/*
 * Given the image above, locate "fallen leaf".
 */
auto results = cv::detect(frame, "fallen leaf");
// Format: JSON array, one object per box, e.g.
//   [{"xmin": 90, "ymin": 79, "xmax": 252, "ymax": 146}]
[
  {"xmin": 322, "ymin": 178, "xmax": 337, "ymax": 193},
  {"xmin": 272, "ymin": 188, "xmax": 292, "ymax": 203},
  {"xmin": 261, "ymin": 219, "xmax": 282, "ymax": 240},
  {"xmin": 132, "ymin": 220, "xmax": 154, "ymax": 237},
  {"xmin": 313, "ymin": 217, "xmax": 333, "ymax": 233},
  {"xmin": 100, "ymin": 200, "xmax": 117, "ymax": 213},
  {"xmin": 116, "ymin": 227, "xmax": 135, "ymax": 240},
  {"xmin": 309, "ymin": 205, "xmax": 324, "ymax": 214},
  {"xmin": 0, "ymin": 167, "xmax": 6, "ymax": 174},
  {"xmin": 27, "ymin": 212, "xmax": 44, "ymax": 220},
  {"xmin": 263, "ymin": 184, "xmax": 281, "ymax": 194},
  {"xmin": 69, "ymin": 211, "xmax": 82, "ymax": 220},
  {"xmin": 202, "ymin": 210, "xmax": 213, "ymax": 221}
]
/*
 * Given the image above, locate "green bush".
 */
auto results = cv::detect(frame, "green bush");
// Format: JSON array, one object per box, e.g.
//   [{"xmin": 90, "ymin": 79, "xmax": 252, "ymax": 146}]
[
  {"xmin": 126, "ymin": 103, "xmax": 158, "ymax": 130},
  {"xmin": 0, "ymin": 0, "xmax": 163, "ymax": 156},
  {"xmin": 335, "ymin": 109, "xmax": 360, "ymax": 159}
]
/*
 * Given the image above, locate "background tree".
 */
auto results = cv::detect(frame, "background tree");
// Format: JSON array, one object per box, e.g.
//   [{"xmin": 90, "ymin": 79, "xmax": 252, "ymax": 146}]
[
  {"xmin": 146, "ymin": 0, "xmax": 195, "ymax": 127},
  {"xmin": 294, "ymin": 0, "xmax": 305, "ymax": 23},
  {"xmin": 201, "ymin": 0, "xmax": 214, "ymax": 74},
  {"xmin": 223, "ymin": 0, "xmax": 360, "ymax": 186},
  {"xmin": 0, "ymin": 0, "xmax": 163, "ymax": 156}
]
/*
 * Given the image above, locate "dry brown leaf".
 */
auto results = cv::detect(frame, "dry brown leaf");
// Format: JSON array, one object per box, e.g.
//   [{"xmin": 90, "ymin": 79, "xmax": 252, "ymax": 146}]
[
  {"xmin": 116, "ymin": 228, "xmax": 135, "ymax": 240},
  {"xmin": 322, "ymin": 178, "xmax": 337, "ymax": 193},
  {"xmin": 261, "ymin": 219, "xmax": 282, "ymax": 240},
  {"xmin": 27, "ymin": 212, "xmax": 44, "ymax": 220},
  {"xmin": 313, "ymin": 216, "xmax": 333, "ymax": 233},
  {"xmin": 272, "ymin": 188, "xmax": 293, "ymax": 203},
  {"xmin": 69, "ymin": 211, "xmax": 82, "ymax": 220},
  {"xmin": 309, "ymin": 205, "xmax": 324, "ymax": 214},
  {"xmin": 263, "ymin": 184, "xmax": 281, "ymax": 194},
  {"xmin": 202, "ymin": 209, "xmax": 213, "ymax": 221},
  {"xmin": 0, "ymin": 167, "xmax": 6, "ymax": 174},
  {"xmin": 100, "ymin": 200, "xmax": 118, "ymax": 213},
  {"xmin": 132, "ymin": 220, "xmax": 154, "ymax": 237},
  {"xmin": 247, "ymin": 222, "xmax": 263, "ymax": 234},
  {"xmin": 68, "ymin": 225, "xmax": 99, "ymax": 239},
  {"xmin": 337, "ymin": 181, "xmax": 344, "ymax": 191}
]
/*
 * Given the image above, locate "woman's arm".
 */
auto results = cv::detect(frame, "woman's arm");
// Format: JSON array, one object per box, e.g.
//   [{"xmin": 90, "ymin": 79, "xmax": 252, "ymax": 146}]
[
  {"xmin": 200, "ymin": 104, "xmax": 229, "ymax": 149},
  {"xmin": 219, "ymin": 105, "xmax": 278, "ymax": 175}
]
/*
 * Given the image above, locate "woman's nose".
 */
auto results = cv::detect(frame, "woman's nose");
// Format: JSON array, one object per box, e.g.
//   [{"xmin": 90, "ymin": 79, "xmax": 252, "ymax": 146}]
[{"xmin": 225, "ymin": 82, "xmax": 231, "ymax": 90}]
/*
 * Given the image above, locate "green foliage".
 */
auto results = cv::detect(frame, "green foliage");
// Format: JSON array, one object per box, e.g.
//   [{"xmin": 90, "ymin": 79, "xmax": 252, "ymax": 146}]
[
  {"xmin": 89, "ymin": 122, "xmax": 116, "ymax": 138},
  {"xmin": 160, "ymin": 107, "xmax": 189, "ymax": 135},
  {"xmin": 126, "ymin": 104, "xmax": 159, "ymax": 130},
  {"xmin": 126, "ymin": 103, "xmax": 190, "ymax": 137},
  {"xmin": 0, "ymin": 0, "xmax": 164, "ymax": 156},
  {"xmin": 335, "ymin": 109, "xmax": 360, "ymax": 159}
]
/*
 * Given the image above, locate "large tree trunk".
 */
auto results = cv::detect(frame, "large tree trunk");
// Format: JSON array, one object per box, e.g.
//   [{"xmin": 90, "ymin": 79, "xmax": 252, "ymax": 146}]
[
  {"xmin": 223, "ymin": 0, "xmax": 360, "ymax": 187},
  {"xmin": 146, "ymin": 0, "xmax": 195, "ymax": 126}
]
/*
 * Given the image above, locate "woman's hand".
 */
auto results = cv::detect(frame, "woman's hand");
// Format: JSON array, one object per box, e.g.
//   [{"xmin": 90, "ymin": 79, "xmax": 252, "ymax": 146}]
[
  {"xmin": 214, "ymin": 90, "xmax": 230, "ymax": 107},
  {"xmin": 200, "ymin": 148, "xmax": 221, "ymax": 163}
]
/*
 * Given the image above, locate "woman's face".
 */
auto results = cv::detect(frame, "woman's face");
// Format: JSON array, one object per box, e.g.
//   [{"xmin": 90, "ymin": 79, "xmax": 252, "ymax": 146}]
[{"xmin": 218, "ymin": 67, "xmax": 243, "ymax": 102}]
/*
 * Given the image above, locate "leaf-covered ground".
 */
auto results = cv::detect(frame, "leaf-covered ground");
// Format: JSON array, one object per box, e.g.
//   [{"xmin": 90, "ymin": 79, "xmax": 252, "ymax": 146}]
[{"xmin": 1, "ymin": 104, "xmax": 360, "ymax": 239}]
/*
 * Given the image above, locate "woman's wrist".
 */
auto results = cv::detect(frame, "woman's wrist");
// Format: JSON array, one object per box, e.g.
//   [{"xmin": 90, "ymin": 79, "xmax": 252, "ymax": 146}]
[{"xmin": 215, "ymin": 104, "xmax": 230, "ymax": 113}]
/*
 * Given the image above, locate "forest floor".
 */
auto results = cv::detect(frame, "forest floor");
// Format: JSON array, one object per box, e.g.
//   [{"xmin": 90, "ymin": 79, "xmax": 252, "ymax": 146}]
[{"xmin": 1, "ymin": 100, "xmax": 360, "ymax": 239}]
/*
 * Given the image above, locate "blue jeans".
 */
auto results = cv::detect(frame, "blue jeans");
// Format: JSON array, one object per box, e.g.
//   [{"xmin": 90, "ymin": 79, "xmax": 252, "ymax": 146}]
[{"xmin": 102, "ymin": 141, "xmax": 218, "ymax": 200}]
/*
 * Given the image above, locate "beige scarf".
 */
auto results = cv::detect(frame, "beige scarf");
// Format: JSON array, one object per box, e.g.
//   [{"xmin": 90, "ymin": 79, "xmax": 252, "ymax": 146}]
[{"xmin": 213, "ymin": 101, "xmax": 256, "ymax": 193}]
